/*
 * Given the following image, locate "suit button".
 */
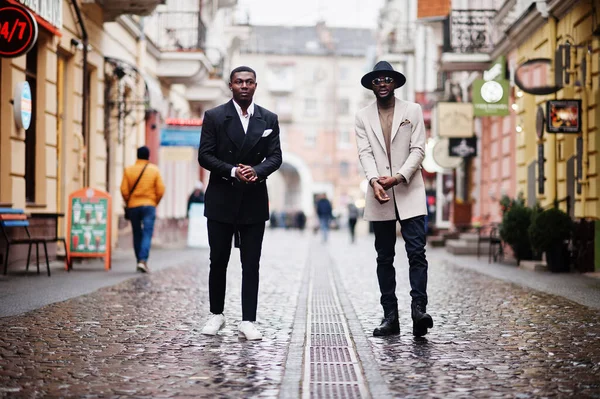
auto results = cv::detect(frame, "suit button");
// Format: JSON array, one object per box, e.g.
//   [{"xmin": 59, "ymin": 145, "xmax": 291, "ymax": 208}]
[{"xmin": 386, "ymin": 166, "xmax": 389, "ymax": 169}]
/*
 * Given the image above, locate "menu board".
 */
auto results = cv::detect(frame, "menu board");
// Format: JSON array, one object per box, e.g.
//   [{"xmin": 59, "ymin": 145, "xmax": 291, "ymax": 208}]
[{"xmin": 66, "ymin": 188, "xmax": 112, "ymax": 270}]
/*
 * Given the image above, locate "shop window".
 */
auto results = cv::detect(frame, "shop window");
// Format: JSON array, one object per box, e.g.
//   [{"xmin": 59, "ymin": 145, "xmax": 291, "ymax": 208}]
[{"xmin": 25, "ymin": 44, "xmax": 38, "ymax": 203}]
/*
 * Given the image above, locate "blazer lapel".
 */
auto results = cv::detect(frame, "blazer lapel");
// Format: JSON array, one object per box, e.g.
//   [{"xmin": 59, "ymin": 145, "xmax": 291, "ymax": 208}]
[
  {"xmin": 366, "ymin": 102, "xmax": 387, "ymax": 155},
  {"xmin": 238, "ymin": 106, "xmax": 267, "ymax": 160},
  {"xmin": 391, "ymin": 98, "xmax": 409, "ymax": 142},
  {"xmin": 224, "ymin": 100, "xmax": 245, "ymax": 149}
]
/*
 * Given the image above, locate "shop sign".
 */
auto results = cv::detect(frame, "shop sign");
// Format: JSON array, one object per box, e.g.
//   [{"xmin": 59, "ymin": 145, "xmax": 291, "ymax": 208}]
[
  {"xmin": 67, "ymin": 188, "xmax": 112, "ymax": 271},
  {"xmin": 432, "ymin": 138, "xmax": 462, "ymax": 169},
  {"xmin": 0, "ymin": 2, "xmax": 38, "ymax": 58},
  {"xmin": 514, "ymin": 58, "xmax": 561, "ymax": 95},
  {"xmin": 437, "ymin": 102, "xmax": 473, "ymax": 138},
  {"xmin": 473, "ymin": 79, "xmax": 509, "ymax": 117},
  {"xmin": 449, "ymin": 137, "xmax": 477, "ymax": 158},
  {"xmin": 546, "ymin": 99, "xmax": 581, "ymax": 133},
  {"xmin": 13, "ymin": 81, "xmax": 32, "ymax": 129},
  {"xmin": 16, "ymin": 0, "xmax": 62, "ymax": 28},
  {"xmin": 535, "ymin": 105, "xmax": 545, "ymax": 139}
]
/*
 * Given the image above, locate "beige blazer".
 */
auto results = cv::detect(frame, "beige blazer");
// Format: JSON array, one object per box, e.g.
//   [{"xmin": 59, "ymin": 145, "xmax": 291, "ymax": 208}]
[{"xmin": 355, "ymin": 97, "xmax": 427, "ymax": 221}]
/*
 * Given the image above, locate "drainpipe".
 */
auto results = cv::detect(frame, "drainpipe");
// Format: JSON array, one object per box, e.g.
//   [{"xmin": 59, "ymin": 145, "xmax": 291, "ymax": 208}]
[{"xmin": 71, "ymin": 0, "xmax": 89, "ymax": 186}]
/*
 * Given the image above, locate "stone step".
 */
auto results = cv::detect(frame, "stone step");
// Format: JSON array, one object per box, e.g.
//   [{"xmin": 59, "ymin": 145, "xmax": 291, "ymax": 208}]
[
  {"xmin": 427, "ymin": 236, "xmax": 446, "ymax": 247},
  {"xmin": 445, "ymin": 239, "xmax": 490, "ymax": 255},
  {"xmin": 459, "ymin": 233, "xmax": 480, "ymax": 243}
]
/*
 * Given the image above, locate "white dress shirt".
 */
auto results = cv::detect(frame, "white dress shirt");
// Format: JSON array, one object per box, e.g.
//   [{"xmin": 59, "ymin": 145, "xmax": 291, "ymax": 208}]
[{"xmin": 231, "ymin": 100, "xmax": 255, "ymax": 177}]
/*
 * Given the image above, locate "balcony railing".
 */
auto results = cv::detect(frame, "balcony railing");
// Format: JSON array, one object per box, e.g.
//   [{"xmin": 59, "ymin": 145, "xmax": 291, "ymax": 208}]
[
  {"xmin": 443, "ymin": 9, "xmax": 496, "ymax": 54},
  {"xmin": 149, "ymin": 11, "xmax": 206, "ymax": 51}
]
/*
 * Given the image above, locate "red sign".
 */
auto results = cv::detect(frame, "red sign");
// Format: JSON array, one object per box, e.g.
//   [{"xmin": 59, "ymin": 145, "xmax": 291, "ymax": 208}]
[
  {"xmin": 0, "ymin": 2, "xmax": 38, "ymax": 58},
  {"xmin": 165, "ymin": 118, "xmax": 203, "ymax": 126}
]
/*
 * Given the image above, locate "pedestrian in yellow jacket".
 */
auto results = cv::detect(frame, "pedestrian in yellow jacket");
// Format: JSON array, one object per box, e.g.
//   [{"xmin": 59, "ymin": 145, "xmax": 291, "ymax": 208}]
[{"xmin": 120, "ymin": 146, "xmax": 165, "ymax": 273}]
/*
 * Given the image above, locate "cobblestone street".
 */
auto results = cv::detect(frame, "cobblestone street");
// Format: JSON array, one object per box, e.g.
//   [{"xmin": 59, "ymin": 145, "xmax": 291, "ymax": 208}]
[{"xmin": 1, "ymin": 229, "xmax": 599, "ymax": 398}]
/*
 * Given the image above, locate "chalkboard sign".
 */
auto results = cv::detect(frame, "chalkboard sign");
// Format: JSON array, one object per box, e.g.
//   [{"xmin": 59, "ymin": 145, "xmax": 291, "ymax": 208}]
[{"xmin": 66, "ymin": 188, "xmax": 112, "ymax": 270}]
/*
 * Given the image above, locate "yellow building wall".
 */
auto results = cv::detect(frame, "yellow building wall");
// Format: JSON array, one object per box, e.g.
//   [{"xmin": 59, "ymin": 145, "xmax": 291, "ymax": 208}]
[
  {"xmin": 0, "ymin": 1, "xmax": 148, "ymax": 247},
  {"xmin": 516, "ymin": 2, "xmax": 600, "ymax": 219}
]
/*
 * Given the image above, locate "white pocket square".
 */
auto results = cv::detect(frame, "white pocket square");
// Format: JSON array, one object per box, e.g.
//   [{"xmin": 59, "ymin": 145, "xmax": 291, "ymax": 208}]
[{"xmin": 262, "ymin": 129, "xmax": 273, "ymax": 137}]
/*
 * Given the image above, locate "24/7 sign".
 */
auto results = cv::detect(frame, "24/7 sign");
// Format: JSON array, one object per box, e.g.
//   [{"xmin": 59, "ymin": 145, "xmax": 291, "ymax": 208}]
[{"xmin": 0, "ymin": 2, "xmax": 38, "ymax": 58}]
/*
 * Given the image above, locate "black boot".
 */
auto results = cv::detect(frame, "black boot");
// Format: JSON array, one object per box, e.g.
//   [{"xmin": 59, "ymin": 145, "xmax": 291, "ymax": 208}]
[
  {"xmin": 411, "ymin": 302, "xmax": 433, "ymax": 337},
  {"xmin": 373, "ymin": 308, "xmax": 400, "ymax": 336}
]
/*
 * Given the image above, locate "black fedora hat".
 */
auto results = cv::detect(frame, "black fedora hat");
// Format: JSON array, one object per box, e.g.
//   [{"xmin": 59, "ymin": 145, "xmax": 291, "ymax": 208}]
[{"xmin": 361, "ymin": 61, "xmax": 406, "ymax": 89}]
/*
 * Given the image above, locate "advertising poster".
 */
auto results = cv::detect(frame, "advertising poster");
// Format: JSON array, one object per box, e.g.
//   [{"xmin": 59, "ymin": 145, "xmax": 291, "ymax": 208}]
[{"xmin": 66, "ymin": 188, "xmax": 112, "ymax": 270}]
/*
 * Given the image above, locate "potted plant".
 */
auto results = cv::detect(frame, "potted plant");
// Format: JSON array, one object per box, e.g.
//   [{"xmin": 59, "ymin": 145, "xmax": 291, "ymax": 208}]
[
  {"xmin": 500, "ymin": 198, "xmax": 534, "ymax": 264},
  {"xmin": 529, "ymin": 207, "xmax": 573, "ymax": 272}
]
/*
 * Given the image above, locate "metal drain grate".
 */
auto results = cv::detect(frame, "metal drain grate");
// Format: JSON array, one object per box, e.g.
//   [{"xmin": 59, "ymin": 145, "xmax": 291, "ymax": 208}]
[{"xmin": 302, "ymin": 252, "xmax": 369, "ymax": 399}]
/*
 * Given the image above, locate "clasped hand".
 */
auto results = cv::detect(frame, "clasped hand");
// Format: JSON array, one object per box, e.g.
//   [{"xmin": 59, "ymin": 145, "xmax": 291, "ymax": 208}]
[
  {"xmin": 235, "ymin": 164, "xmax": 257, "ymax": 183},
  {"xmin": 372, "ymin": 175, "xmax": 404, "ymax": 204}
]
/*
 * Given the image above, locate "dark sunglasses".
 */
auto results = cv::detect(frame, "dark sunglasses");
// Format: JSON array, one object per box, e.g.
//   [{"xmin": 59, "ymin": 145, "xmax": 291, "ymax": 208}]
[{"xmin": 372, "ymin": 77, "xmax": 394, "ymax": 85}]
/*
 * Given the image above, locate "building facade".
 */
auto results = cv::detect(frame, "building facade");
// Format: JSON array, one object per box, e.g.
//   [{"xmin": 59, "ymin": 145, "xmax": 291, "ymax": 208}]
[{"xmin": 0, "ymin": 0, "xmax": 243, "ymax": 267}]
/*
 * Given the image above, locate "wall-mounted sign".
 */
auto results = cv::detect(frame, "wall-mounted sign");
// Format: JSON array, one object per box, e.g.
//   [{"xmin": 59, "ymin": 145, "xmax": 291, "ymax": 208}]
[
  {"xmin": 13, "ymin": 81, "xmax": 32, "ymax": 129},
  {"xmin": 432, "ymin": 138, "xmax": 462, "ymax": 169},
  {"xmin": 449, "ymin": 137, "xmax": 477, "ymax": 158},
  {"xmin": 165, "ymin": 118, "xmax": 203, "ymax": 126},
  {"xmin": 547, "ymin": 99, "xmax": 581, "ymax": 133},
  {"xmin": 473, "ymin": 79, "xmax": 509, "ymax": 116},
  {"xmin": 437, "ymin": 102, "xmax": 473, "ymax": 138},
  {"xmin": 514, "ymin": 58, "xmax": 561, "ymax": 95},
  {"xmin": 0, "ymin": 2, "xmax": 38, "ymax": 58},
  {"xmin": 535, "ymin": 105, "xmax": 545, "ymax": 139},
  {"xmin": 160, "ymin": 126, "xmax": 202, "ymax": 147}
]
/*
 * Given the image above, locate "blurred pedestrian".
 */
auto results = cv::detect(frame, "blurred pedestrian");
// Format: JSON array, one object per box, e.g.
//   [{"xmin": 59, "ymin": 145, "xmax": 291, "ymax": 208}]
[
  {"xmin": 187, "ymin": 180, "xmax": 205, "ymax": 216},
  {"xmin": 120, "ymin": 146, "xmax": 165, "ymax": 273},
  {"xmin": 316, "ymin": 194, "xmax": 333, "ymax": 243},
  {"xmin": 347, "ymin": 202, "xmax": 359, "ymax": 243},
  {"xmin": 198, "ymin": 66, "xmax": 282, "ymax": 340},
  {"xmin": 355, "ymin": 61, "xmax": 433, "ymax": 337},
  {"xmin": 296, "ymin": 210, "xmax": 307, "ymax": 231}
]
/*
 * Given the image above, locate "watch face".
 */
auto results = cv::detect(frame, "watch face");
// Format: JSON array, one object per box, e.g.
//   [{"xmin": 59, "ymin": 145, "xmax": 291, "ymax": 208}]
[{"xmin": 480, "ymin": 81, "xmax": 503, "ymax": 103}]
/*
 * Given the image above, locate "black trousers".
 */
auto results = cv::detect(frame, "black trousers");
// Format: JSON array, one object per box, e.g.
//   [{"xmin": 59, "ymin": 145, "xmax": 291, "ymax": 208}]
[
  {"xmin": 372, "ymin": 215, "xmax": 428, "ymax": 314},
  {"xmin": 207, "ymin": 219, "xmax": 265, "ymax": 321}
]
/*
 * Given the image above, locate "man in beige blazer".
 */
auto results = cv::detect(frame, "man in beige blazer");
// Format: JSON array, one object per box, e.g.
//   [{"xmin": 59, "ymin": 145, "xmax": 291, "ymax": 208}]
[{"xmin": 355, "ymin": 61, "xmax": 433, "ymax": 337}]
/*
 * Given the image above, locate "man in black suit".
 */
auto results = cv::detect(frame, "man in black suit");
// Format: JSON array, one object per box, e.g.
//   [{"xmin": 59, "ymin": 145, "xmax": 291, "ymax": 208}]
[{"xmin": 198, "ymin": 66, "xmax": 282, "ymax": 340}]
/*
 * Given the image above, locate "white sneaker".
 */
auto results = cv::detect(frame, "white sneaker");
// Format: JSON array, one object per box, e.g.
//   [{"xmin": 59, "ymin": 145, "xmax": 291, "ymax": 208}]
[
  {"xmin": 238, "ymin": 321, "xmax": 263, "ymax": 341},
  {"xmin": 201, "ymin": 314, "xmax": 225, "ymax": 335},
  {"xmin": 136, "ymin": 261, "xmax": 149, "ymax": 273}
]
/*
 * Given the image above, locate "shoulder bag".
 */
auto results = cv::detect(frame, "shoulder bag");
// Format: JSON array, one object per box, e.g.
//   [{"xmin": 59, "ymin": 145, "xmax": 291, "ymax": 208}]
[{"xmin": 124, "ymin": 164, "xmax": 149, "ymax": 220}]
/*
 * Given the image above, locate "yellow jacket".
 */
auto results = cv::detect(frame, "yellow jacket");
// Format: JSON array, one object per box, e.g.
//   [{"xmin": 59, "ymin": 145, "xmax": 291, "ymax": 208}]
[{"xmin": 120, "ymin": 160, "xmax": 165, "ymax": 208}]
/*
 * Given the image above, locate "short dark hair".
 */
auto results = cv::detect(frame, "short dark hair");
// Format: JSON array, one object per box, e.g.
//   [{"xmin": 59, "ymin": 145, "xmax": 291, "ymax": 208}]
[
  {"xmin": 230, "ymin": 66, "xmax": 256, "ymax": 82},
  {"xmin": 137, "ymin": 146, "xmax": 150, "ymax": 160}
]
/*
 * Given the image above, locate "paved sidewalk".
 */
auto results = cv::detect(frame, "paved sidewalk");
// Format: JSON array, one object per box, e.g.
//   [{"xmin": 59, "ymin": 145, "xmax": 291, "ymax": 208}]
[
  {"xmin": 1, "ymin": 229, "xmax": 599, "ymax": 398},
  {"xmin": 0, "ymin": 230, "xmax": 310, "ymax": 398}
]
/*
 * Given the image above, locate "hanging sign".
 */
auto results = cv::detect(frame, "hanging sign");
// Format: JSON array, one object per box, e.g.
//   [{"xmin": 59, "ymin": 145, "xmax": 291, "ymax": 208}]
[
  {"xmin": 13, "ymin": 81, "xmax": 32, "ymax": 129},
  {"xmin": 437, "ymin": 102, "xmax": 473, "ymax": 138},
  {"xmin": 432, "ymin": 138, "xmax": 462, "ymax": 169},
  {"xmin": 514, "ymin": 58, "xmax": 561, "ymax": 95},
  {"xmin": 473, "ymin": 79, "xmax": 510, "ymax": 116},
  {"xmin": 66, "ymin": 188, "xmax": 112, "ymax": 271},
  {"xmin": 449, "ymin": 137, "xmax": 477, "ymax": 158},
  {"xmin": 546, "ymin": 99, "xmax": 581, "ymax": 133},
  {"xmin": 0, "ymin": 2, "xmax": 38, "ymax": 58}
]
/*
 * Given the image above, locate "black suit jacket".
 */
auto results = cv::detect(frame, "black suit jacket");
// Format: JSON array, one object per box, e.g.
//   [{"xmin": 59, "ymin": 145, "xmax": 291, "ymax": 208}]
[{"xmin": 198, "ymin": 100, "xmax": 282, "ymax": 224}]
